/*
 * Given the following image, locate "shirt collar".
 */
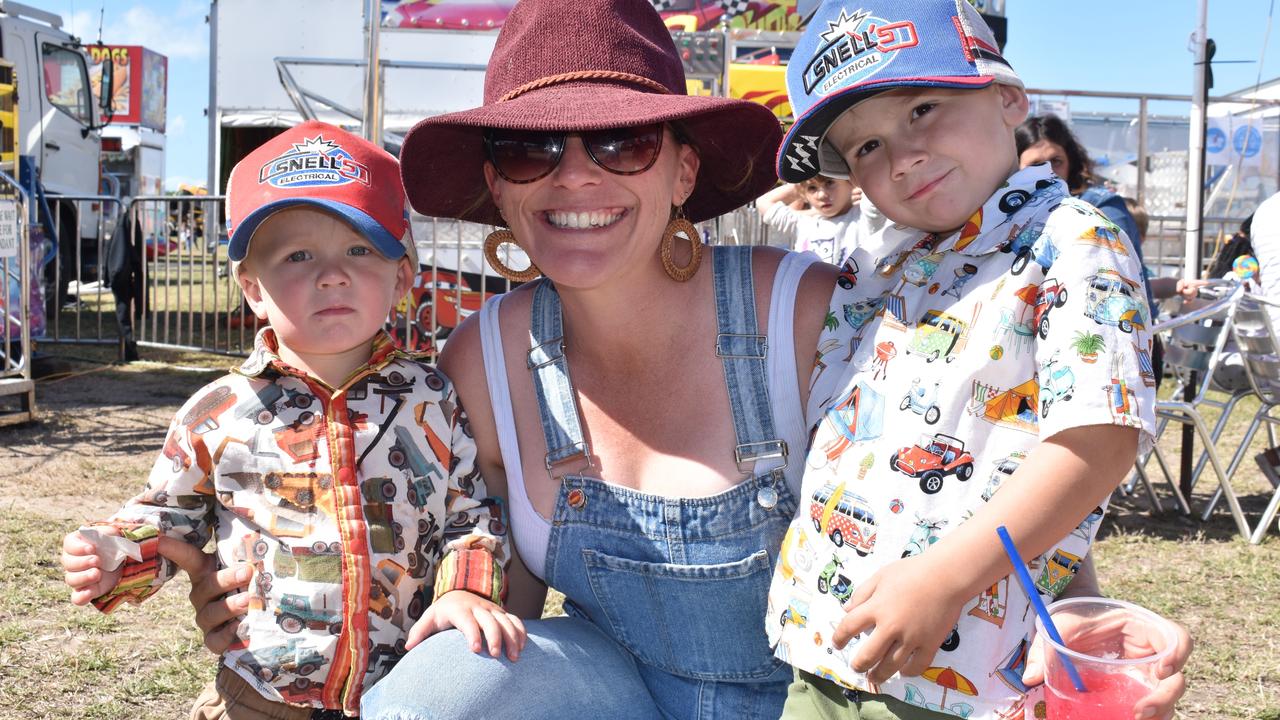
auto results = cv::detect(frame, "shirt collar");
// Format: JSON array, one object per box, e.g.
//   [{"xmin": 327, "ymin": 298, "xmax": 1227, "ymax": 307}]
[
  {"xmin": 935, "ymin": 164, "xmax": 1070, "ymax": 257},
  {"xmin": 235, "ymin": 327, "xmax": 400, "ymax": 384}
]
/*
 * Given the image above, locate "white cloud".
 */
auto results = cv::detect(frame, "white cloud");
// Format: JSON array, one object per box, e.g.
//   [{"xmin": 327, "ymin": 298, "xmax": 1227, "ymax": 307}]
[
  {"xmin": 169, "ymin": 114, "xmax": 186, "ymax": 137},
  {"xmin": 67, "ymin": 3, "xmax": 208, "ymax": 62}
]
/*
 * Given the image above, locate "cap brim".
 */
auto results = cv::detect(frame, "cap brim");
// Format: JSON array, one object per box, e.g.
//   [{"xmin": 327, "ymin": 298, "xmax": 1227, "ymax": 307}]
[
  {"xmin": 400, "ymin": 84, "xmax": 783, "ymax": 225},
  {"xmin": 229, "ymin": 198, "xmax": 407, "ymax": 262},
  {"xmin": 777, "ymin": 76, "xmax": 995, "ymax": 184}
]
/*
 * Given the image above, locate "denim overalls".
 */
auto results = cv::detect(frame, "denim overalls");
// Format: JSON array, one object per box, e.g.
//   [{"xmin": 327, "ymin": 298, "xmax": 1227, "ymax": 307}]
[
  {"xmin": 525, "ymin": 246, "xmax": 797, "ymax": 718},
  {"xmin": 362, "ymin": 246, "xmax": 798, "ymax": 720}
]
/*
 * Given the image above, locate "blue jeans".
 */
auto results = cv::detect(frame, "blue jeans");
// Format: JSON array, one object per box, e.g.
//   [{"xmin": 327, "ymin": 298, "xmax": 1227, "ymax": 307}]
[{"xmin": 361, "ymin": 616, "xmax": 660, "ymax": 719}]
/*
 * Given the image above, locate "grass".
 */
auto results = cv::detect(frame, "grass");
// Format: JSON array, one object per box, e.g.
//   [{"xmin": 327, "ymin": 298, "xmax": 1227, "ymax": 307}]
[{"xmin": 0, "ymin": 347, "xmax": 1276, "ymax": 718}]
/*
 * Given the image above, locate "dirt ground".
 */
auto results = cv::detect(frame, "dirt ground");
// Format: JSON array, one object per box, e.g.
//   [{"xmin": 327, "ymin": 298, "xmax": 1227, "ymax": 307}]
[{"xmin": 0, "ymin": 345, "xmax": 1277, "ymax": 719}]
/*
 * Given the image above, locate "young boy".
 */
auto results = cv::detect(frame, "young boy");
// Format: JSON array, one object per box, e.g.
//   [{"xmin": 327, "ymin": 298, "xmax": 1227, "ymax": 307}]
[
  {"xmin": 767, "ymin": 2, "xmax": 1157, "ymax": 718},
  {"xmin": 60, "ymin": 121, "xmax": 521, "ymax": 718},
  {"xmin": 756, "ymin": 175, "xmax": 866, "ymax": 265}
]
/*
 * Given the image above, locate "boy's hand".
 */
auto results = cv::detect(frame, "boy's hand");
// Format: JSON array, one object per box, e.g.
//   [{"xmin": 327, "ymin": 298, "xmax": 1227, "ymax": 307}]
[
  {"xmin": 1023, "ymin": 611, "xmax": 1193, "ymax": 720},
  {"xmin": 61, "ymin": 529, "xmax": 123, "ymax": 605},
  {"xmin": 158, "ymin": 538, "xmax": 252, "ymax": 655},
  {"xmin": 832, "ymin": 555, "xmax": 967, "ymax": 684},
  {"xmin": 407, "ymin": 590, "xmax": 526, "ymax": 661}
]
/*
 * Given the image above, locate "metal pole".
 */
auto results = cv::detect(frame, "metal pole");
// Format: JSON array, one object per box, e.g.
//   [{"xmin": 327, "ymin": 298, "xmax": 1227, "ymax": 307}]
[
  {"xmin": 1137, "ymin": 97, "xmax": 1148, "ymax": 206},
  {"xmin": 1181, "ymin": 0, "xmax": 1210, "ymax": 504},
  {"xmin": 362, "ymin": 0, "xmax": 383, "ymax": 142},
  {"xmin": 207, "ymin": 1, "xmax": 220, "ymax": 193}
]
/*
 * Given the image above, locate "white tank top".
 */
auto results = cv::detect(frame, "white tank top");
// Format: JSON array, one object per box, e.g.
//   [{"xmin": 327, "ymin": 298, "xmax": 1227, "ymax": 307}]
[{"xmin": 478, "ymin": 251, "xmax": 820, "ymax": 580}]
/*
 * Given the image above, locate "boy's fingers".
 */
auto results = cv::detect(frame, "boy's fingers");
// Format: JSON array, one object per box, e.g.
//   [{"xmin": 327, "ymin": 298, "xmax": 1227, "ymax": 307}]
[
  {"xmin": 900, "ymin": 643, "xmax": 939, "ymax": 679},
  {"xmin": 189, "ymin": 563, "xmax": 252, "ymax": 609},
  {"xmin": 405, "ymin": 615, "xmax": 441, "ymax": 651},
  {"xmin": 492, "ymin": 613, "xmax": 522, "ymax": 660},
  {"xmin": 848, "ymin": 624, "xmax": 893, "ymax": 673},
  {"xmin": 832, "ymin": 605, "xmax": 874, "ymax": 649},
  {"xmin": 64, "ymin": 566, "xmax": 100, "ymax": 590},
  {"xmin": 867, "ymin": 639, "xmax": 908, "ymax": 684},
  {"xmin": 472, "ymin": 608, "xmax": 504, "ymax": 657},
  {"xmin": 194, "ymin": 591, "xmax": 249, "ymax": 638},
  {"xmin": 204, "ymin": 619, "xmax": 243, "ymax": 655},
  {"xmin": 62, "ymin": 532, "xmax": 97, "ymax": 556},
  {"xmin": 157, "ymin": 536, "xmax": 216, "ymax": 579}
]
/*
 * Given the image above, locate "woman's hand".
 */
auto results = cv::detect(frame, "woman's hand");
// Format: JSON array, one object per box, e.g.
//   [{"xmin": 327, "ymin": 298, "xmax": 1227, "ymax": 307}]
[
  {"xmin": 406, "ymin": 590, "xmax": 527, "ymax": 661},
  {"xmin": 157, "ymin": 538, "xmax": 252, "ymax": 654},
  {"xmin": 1023, "ymin": 612, "xmax": 1192, "ymax": 720}
]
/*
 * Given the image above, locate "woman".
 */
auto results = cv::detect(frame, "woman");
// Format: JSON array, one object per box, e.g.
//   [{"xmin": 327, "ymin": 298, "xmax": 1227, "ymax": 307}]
[{"xmin": 178, "ymin": 3, "xmax": 1192, "ymax": 718}]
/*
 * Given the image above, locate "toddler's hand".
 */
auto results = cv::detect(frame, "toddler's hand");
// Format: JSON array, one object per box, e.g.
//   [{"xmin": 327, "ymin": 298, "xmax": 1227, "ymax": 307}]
[
  {"xmin": 832, "ymin": 555, "xmax": 966, "ymax": 684},
  {"xmin": 61, "ymin": 529, "xmax": 123, "ymax": 605},
  {"xmin": 407, "ymin": 590, "xmax": 526, "ymax": 661}
]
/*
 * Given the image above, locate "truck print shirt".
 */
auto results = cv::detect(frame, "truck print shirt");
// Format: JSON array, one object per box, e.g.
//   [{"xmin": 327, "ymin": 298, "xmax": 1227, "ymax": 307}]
[
  {"xmin": 766, "ymin": 165, "xmax": 1157, "ymax": 720},
  {"xmin": 91, "ymin": 328, "xmax": 508, "ymax": 715}
]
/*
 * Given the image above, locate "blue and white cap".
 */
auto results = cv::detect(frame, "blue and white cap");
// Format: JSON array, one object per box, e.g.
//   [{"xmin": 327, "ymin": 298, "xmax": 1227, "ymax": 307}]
[{"xmin": 777, "ymin": 0, "xmax": 1022, "ymax": 183}]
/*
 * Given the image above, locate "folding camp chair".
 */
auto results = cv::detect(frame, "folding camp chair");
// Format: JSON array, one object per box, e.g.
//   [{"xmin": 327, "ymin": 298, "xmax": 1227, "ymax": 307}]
[
  {"xmin": 1131, "ymin": 286, "xmax": 1253, "ymax": 538},
  {"xmin": 1200, "ymin": 291, "xmax": 1280, "ymax": 543}
]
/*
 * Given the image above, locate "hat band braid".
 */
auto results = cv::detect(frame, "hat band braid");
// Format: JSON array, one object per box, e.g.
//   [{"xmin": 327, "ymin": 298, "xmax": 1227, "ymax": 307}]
[{"xmin": 499, "ymin": 70, "xmax": 671, "ymax": 103}]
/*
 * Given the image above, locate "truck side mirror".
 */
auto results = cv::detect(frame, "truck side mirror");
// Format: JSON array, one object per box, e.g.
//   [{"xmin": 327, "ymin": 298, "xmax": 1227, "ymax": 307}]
[{"xmin": 97, "ymin": 49, "xmax": 114, "ymax": 125}]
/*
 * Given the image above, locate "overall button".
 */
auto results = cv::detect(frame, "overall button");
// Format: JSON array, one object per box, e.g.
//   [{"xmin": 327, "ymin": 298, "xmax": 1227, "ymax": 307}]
[
  {"xmin": 756, "ymin": 485, "xmax": 778, "ymax": 509},
  {"xmin": 567, "ymin": 488, "xmax": 586, "ymax": 509}
]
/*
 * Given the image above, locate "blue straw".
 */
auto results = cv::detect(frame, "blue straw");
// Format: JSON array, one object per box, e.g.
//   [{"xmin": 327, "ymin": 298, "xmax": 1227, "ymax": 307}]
[{"xmin": 996, "ymin": 526, "xmax": 1088, "ymax": 693}]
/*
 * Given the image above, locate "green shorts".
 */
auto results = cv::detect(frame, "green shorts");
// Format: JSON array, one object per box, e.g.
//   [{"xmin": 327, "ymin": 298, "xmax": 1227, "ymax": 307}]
[{"xmin": 780, "ymin": 669, "xmax": 954, "ymax": 720}]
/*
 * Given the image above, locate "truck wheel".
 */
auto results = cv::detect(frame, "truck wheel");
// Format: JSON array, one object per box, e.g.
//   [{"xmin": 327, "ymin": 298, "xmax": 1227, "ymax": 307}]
[
  {"xmin": 256, "ymin": 409, "xmax": 274, "ymax": 425},
  {"xmin": 1120, "ymin": 318, "xmax": 1134, "ymax": 334},
  {"xmin": 387, "ymin": 371, "xmax": 407, "ymax": 386},
  {"xmin": 1012, "ymin": 251, "xmax": 1029, "ymax": 275},
  {"xmin": 312, "ymin": 541, "xmax": 329, "ymax": 554},
  {"xmin": 425, "ymin": 371, "xmax": 445, "ymax": 391},
  {"xmin": 940, "ymin": 628, "xmax": 960, "ymax": 652},
  {"xmin": 382, "ymin": 482, "xmax": 398, "ymax": 501},
  {"xmin": 395, "ymin": 638, "xmax": 408, "ymax": 655},
  {"xmin": 407, "ymin": 551, "xmax": 420, "ymax": 571},
  {"xmin": 920, "ymin": 473, "xmax": 944, "ymax": 495},
  {"xmin": 418, "ymin": 518, "xmax": 430, "ymax": 535},
  {"xmin": 830, "ymin": 528, "xmax": 844, "ymax": 547},
  {"xmin": 1055, "ymin": 289, "xmax": 1068, "ymax": 307},
  {"xmin": 296, "ymin": 663, "xmax": 318, "ymax": 677},
  {"xmin": 292, "ymin": 677, "xmax": 312, "ymax": 690},
  {"xmin": 388, "ymin": 447, "xmax": 407, "ymax": 469},
  {"xmin": 294, "ymin": 395, "xmax": 312, "ymax": 408},
  {"xmin": 889, "ymin": 452, "xmax": 900, "ymax": 472},
  {"xmin": 855, "ymin": 547, "xmax": 869, "ymax": 557},
  {"xmin": 409, "ymin": 595, "xmax": 425, "ymax": 620},
  {"xmin": 295, "ymin": 489, "xmax": 314, "ymax": 507},
  {"xmin": 817, "ymin": 576, "xmax": 829, "ymax": 593},
  {"xmin": 330, "ymin": 541, "xmax": 342, "ymax": 553},
  {"xmin": 264, "ymin": 474, "xmax": 282, "ymax": 490},
  {"xmin": 813, "ymin": 517, "xmax": 823, "ymax": 533},
  {"xmin": 929, "ymin": 349, "xmax": 940, "ymax": 363},
  {"xmin": 407, "ymin": 487, "xmax": 418, "ymax": 508},
  {"xmin": 924, "ymin": 407, "xmax": 940, "ymax": 424},
  {"xmin": 329, "ymin": 621, "xmax": 343, "ymax": 636},
  {"xmin": 279, "ymin": 615, "xmax": 304, "ymax": 634},
  {"xmin": 900, "ymin": 396, "xmax": 912, "ymax": 411},
  {"xmin": 957, "ymin": 464, "xmax": 973, "ymax": 481},
  {"xmin": 379, "ymin": 605, "xmax": 393, "ymax": 620},
  {"xmin": 1038, "ymin": 316, "xmax": 1050, "ymax": 339}
]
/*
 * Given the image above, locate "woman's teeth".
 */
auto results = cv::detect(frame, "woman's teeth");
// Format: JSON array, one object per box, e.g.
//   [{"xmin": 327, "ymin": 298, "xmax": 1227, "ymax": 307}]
[{"xmin": 547, "ymin": 210, "xmax": 623, "ymax": 229}]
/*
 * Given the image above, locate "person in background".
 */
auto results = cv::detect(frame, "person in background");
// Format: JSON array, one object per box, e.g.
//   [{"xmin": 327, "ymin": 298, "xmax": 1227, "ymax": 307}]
[{"xmin": 756, "ymin": 176, "xmax": 864, "ymax": 265}]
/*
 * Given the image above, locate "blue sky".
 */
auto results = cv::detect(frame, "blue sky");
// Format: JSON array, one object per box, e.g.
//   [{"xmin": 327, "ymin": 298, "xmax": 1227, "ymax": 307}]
[{"xmin": 27, "ymin": 0, "xmax": 1280, "ymax": 191}]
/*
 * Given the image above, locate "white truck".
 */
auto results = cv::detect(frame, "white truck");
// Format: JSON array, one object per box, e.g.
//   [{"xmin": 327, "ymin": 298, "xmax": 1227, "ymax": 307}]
[{"xmin": 0, "ymin": 0, "xmax": 113, "ymax": 305}]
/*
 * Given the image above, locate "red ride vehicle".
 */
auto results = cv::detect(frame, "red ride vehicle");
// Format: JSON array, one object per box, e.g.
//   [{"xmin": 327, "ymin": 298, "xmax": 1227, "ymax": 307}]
[{"xmin": 889, "ymin": 432, "xmax": 975, "ymax": 495}]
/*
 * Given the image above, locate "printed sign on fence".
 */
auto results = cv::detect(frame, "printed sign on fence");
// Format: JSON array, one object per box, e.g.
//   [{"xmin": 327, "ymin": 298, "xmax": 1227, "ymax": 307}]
[{"xmin": 0, "ymin": 200, "xmax": 17, "ymax": 259}]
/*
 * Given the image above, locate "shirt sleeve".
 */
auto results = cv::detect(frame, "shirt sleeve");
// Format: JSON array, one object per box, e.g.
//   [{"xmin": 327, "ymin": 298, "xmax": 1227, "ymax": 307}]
[
  {"xmin": 429, "ymin": 384, "xmax": 510, "ymax": 605},
  {"xmin": 91, "ymin": 392, "xmax": 220, "ymax": 613},
  {"xmin": 762, "ymin": 201, "xmax": 801, "ymax": 235},
  {"xmin": 1032, "ymin": 200, "xmax": 1158, "ymax": 455}
]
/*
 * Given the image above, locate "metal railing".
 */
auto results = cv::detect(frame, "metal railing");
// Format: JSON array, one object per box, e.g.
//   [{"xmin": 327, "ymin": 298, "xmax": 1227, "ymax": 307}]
[{"xmin": 0, "ymin": 168, "xmax": 35, "ymax": 424}]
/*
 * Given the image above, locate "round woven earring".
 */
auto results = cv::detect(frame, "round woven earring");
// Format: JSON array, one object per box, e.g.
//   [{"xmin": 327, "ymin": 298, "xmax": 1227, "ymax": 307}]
[
  {"xmin": 483, "ymin": 229, "xmax": 541, "ymax": 283},
  {"xmin": 660, "ymin": 208, "xmax": 702, "ymax": 282}
]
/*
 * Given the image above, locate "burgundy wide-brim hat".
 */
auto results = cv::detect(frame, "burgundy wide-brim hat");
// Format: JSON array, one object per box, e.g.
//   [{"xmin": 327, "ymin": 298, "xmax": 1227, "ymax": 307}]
[{"xmin": 400, "ymin": 0, "xmax": 783, "ymax": 226}]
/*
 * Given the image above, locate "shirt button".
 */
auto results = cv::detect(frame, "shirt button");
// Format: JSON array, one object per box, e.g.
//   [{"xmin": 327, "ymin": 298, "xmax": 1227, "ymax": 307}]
[{"xmin": 336, "ymin": 468, "xmax": 355, "ymax": 486}]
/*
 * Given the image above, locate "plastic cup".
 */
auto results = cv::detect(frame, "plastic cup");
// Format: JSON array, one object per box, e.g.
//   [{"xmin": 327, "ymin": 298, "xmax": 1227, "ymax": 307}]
[{"xmin": 1036, "ymin": 597, "xmax": 1178, "ymax": 720}]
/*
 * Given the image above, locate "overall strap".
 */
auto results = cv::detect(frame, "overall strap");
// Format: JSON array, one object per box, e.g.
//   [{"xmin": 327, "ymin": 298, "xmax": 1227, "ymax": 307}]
[
  {"xmin": 713, "ymin": 246, "xmax": 788, "ymax": 479},
  {"xmin": 527, "ymin": 280, "xmax": 591, "ymax": 477}
]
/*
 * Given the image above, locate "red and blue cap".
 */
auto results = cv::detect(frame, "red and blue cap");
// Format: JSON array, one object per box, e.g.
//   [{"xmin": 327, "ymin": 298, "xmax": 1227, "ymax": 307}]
[
  {"xmin": 227, "ymin": 120, "xmax": 412, "ymax": 262},
  {"xmin": 777, "ymin": 0, "xmax": 1022, "ymax": 183}
]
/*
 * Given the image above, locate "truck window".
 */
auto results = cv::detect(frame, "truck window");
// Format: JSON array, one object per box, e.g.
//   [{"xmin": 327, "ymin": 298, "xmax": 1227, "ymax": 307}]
[{"xmin": 42, "ymin": 43, "xmax": 91, "ymax": 124}]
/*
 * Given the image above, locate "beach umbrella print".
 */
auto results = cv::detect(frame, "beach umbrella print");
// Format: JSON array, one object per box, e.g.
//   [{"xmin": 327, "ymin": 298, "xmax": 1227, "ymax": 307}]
[{"xmin": 921, "ymin": 665, "xmax": 978, "ymax": 709}]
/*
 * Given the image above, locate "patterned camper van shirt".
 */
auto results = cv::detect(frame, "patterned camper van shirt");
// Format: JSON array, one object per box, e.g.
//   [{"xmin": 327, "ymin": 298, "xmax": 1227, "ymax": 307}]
[
  {"xmin": 89, "ymin": 328, "xmax": 508, "ymax": 715},
  {"xmin": 767, "ymin": 164, "xmax": 1157, "ymax": 720}
]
